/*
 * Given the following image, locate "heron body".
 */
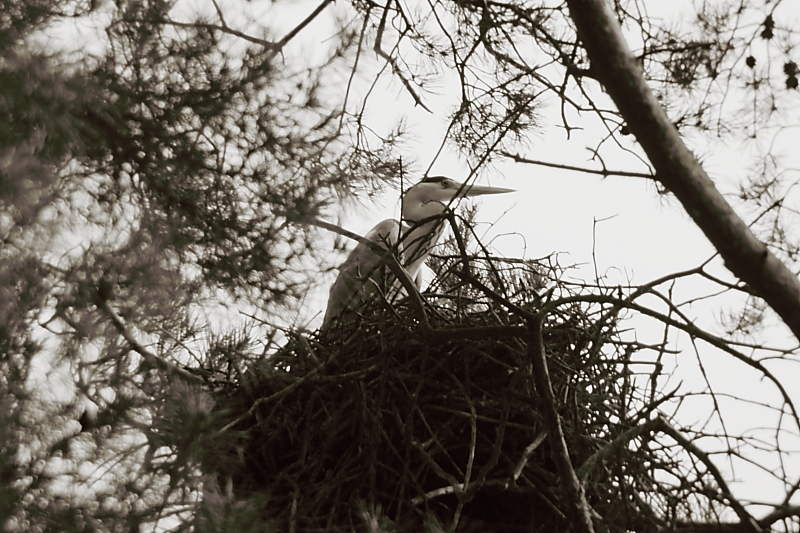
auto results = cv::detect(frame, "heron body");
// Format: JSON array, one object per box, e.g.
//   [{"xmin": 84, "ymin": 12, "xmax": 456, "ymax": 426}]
[{"xmin": 323, "ymin": 177, "xmax": 514, "ymax": 325}]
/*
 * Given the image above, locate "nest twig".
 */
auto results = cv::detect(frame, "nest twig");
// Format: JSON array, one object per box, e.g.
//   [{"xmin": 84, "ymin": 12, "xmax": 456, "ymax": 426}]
[
  {"xmin": 187, "ymin": 243, "xmax": 765, "ymax": 533},
  {"xmin": 202, "ymin": 275, "xmax": 666, "ymax": 533}
]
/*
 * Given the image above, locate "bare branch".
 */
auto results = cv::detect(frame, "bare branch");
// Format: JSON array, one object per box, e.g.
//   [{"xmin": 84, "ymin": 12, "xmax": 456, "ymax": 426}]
[
  {"xmin": 97, "ymin": 300, "xmax": 204, "ymax": 384},
  {"xmin": 512, "ymin": 431, "xmax": 548, "ymax": 482},
  {"xmin": 310, "ymin": 217, "xmax": 430, "ymax": 328},
  {"xmin": 654, "ymin": 417, "xmax": 761, "ymax": 533},
  {"xmin": 576, "ymin": 417, "xmax": 662, "ymax": 481},
  {"xmin": 162, "ymin": 0, "xmax": 335, "ymax": 60},
  {"xmin": 758, "ymin": 504, "xmax": 800, "ymax": 529},
  {"xmin": 566, "ymin": 0, "xmax": 800, "ymax": 342},
  {"xmin": 268, "ymin": 0, "xmax": 336, "ymax": 61},
  {"xmin": 162, "ymin": 17, "xmax": 277, "ymax": 48},
  {"xmin": 210, "ymin": 0, "xmax": 226, "ymax": 27},
  {"xmin": 501, "ymin": 150, "xmax": 655, "ymax": 179},
  {"xmin": 538, "ymin": 293, "xmax": 800, "ymax": 432},
  {"xmin": 528, "ymin": 317, "xmax": 596, "ymax": 533},
  {"xmin": 373, "ymin": 0, "xmax": 432, "ymax": 112}
]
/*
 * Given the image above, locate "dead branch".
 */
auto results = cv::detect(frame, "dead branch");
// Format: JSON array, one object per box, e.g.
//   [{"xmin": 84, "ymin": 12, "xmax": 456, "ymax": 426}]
[
  {"xmin": 528, "ymin": 316, "xmax": 596, "ymax": 533},
  {"xmin": 565, "ymin": 0, "xmax": 800, "ymax": 342},
  {"xmin": 500, "ymin": 150, "xmax": 655, "ymax": 179},
  {"xmin": 373, "ymin": 0, "xmax": 432, "ymax": 112}
]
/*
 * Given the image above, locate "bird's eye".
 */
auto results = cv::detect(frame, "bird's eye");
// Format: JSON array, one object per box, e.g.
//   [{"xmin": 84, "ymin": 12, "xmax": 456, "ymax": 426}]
[{"xmin": 442, "ymin": 179, "xmax": 451, "ymax": 188}]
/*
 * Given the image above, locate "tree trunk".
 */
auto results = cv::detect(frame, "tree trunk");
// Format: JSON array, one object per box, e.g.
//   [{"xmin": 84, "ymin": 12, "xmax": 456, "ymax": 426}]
[{"xmin": 565, "ymin": 0, "xmax": 800, "ymax": 342}]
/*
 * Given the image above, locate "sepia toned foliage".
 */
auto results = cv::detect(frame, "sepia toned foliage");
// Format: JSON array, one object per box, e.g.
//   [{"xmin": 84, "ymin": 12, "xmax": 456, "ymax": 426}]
[{"xmin": 2, "ymin": 0, "xmax": 800, "ymax": 532}]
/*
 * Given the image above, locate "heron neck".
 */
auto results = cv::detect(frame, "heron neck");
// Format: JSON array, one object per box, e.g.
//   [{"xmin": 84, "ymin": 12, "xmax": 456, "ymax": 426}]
[
  {"xmin": 401, "ymin": 196, "xmax": 447, "ymax": 221},
  {"xmin": 399, "ymin": 198, "xmax": 448, "ymax": 267},
  {"xmin": 401, "ymin": 201, "xmax": 447, "ymax": 242},
  {"xmin": 401, "ymin": 215, "xmax": 446, "ymax": 273}
]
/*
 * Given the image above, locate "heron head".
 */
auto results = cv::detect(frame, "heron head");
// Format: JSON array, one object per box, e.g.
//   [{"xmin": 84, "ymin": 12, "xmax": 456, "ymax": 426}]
[{"xmin": 401, "ymin": 176, "xmax": 514, "ymax": 221}]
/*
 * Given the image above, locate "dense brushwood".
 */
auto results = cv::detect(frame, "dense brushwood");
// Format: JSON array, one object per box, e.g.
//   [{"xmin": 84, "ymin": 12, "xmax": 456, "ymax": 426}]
[{"xmin": 197, "ymin": 267, "xmax": 664, "ymax": 533}]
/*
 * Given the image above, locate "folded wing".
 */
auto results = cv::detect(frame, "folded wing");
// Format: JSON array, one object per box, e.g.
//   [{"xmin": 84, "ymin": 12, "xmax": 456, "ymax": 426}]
[{"xmin": 323, "ymin": 219, "xmax": 404, "ymax": 325}]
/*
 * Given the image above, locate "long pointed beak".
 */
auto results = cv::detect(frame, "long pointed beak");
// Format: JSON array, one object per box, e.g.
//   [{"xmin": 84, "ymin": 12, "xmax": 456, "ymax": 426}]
[{"xmin": 458, "ymin": 182, "xmax": 516, "ymax": 197}]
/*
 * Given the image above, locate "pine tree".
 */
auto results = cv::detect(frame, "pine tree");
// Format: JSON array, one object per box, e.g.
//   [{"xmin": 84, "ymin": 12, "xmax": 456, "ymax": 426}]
[{"xmin": 3, "ymin": 0, "xmax": 800, "ymax": 531}]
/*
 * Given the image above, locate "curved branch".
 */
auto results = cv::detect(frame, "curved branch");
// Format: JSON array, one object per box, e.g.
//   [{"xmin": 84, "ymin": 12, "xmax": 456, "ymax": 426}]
[
  {"xmin": 654, "ymin": 417, "xmax": 761, "ymax": 533},
  {"xmin": 565, "ymin": 0, "xmax": 800, "ymax": 342},
  {"xmin": 538, "ymin": 294, "xmax": 800, "ymax": 432},
  {"xmin": 373, "ymin": 0, "xmax": 432, "ymax": 112},
  {"xmin": 162, "ymin": 0, "xmax": 334, "ymax": 60},
  {"xmin": 98, "ymin": 300, "xmax": 204, "ymax": 384},
  {"xmin": 528, "ymin": 317, "xmax": 596, "ymax": 533}
]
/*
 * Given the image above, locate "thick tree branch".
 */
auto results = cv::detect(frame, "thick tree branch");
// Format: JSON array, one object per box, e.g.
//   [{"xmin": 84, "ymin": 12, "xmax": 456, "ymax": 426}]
[
  {"xmin": 528, "ymin": 317, "xmax": 596, "ymax": 533},
  {"xmin": 565, "ymin": 0, "xmax": 800, "ymax": 342}
]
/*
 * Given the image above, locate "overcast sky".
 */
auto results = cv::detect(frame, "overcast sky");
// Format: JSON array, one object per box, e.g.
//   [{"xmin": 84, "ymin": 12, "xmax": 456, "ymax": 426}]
[
  {"xmin": 291, "ymin": 0, "xmax": 800, "ymax": 509},
  {"xmin": 40, "ymin": 0, "xmax": 800, "ymax": 514}
]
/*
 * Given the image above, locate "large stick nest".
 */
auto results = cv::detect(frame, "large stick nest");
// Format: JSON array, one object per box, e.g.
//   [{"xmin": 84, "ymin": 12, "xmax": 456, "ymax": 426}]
[{"xmin": 199, "ymin": 268, "xmax": 669, "ymax": 533}]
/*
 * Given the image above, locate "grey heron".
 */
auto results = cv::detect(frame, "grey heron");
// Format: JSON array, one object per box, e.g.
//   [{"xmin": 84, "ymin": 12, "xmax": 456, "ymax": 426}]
[{"xmin": 323, "ymin": 176, "xmax": 514, "ymax": 325}]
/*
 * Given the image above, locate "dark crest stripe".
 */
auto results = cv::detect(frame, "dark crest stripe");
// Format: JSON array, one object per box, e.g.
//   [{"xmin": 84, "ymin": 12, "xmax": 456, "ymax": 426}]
[{"xmin": 419, "ymin": 176, "xmax": 450, "ymax": 184}]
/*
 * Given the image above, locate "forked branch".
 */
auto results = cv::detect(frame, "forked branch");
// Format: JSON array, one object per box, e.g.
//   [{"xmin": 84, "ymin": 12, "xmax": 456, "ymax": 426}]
[
  {"xmin": 565, "ymin": 0, "xmax": 800, "ymax": 342},
  {"xmin": 373, "ymin": 0, "xmax": 432, "ymax": 112}
]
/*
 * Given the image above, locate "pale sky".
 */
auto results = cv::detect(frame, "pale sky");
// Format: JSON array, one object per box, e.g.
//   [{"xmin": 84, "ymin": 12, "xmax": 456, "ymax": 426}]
[
  {"xmin": 30, "ymin": 0, "xmax": 800, "ymax": 519},
  {"xmin": 292, "ymin": 0, "xmax": 800, "ymax": 511}
]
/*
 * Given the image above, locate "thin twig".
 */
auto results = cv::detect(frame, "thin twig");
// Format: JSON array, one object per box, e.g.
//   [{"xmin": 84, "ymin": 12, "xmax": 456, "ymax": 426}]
[
  {"xmin": 162, "ymin": 0, "xmax": 334, "ymax": 61},
  {"xmin": 98, "ymin": 300, "xmax": 204, "ymax": 384},
  {"xmin": 210, "ymin": 0, "xmax": 226, "ymax": 26},
  {"xmin": 268, "ymin": 0, "xmax": 336, "ymax": 61},
  {"xmin": 537, "ymin": 293, "xmax": 800, "ymax": 433},
  {"xmin": 162, "ymin": 18, "xmax": 276, "ymax": 47},
  {"xmin": 512, "ymin": 431, "xmax": 548, "ymax": 482},
  {"xmin": 654, "ymin": 416, "xmax": 761, "ymax": 533},
  {"xmin": 576, "ymin": 418, "xmax": 661, "ymax": 481},
  {"xmin": 373, "ymin": 0, "xmax": 432, "ymax": 112},
  {"xmin": 501, "ymin": 150, "xmax": 655, "ymax": 179},
  {"xmin": 310, "ymin": 217, "xmax": 430, "ymax": 328}
]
